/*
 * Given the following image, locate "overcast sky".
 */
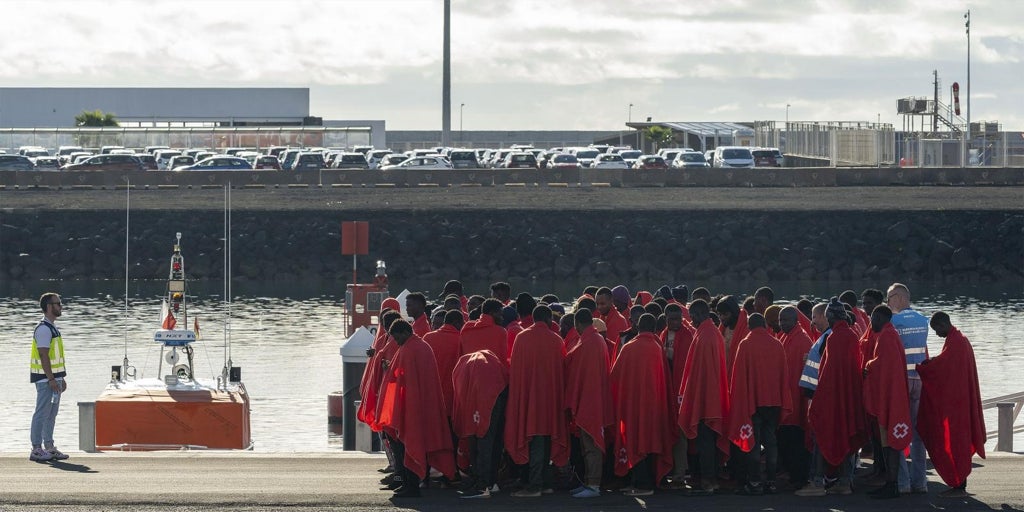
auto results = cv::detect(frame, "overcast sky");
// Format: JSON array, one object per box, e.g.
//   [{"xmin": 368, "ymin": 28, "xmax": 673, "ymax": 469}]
[{"xmin": 5, "ymin": 0, "xmax": 1021, "ymax": 130}]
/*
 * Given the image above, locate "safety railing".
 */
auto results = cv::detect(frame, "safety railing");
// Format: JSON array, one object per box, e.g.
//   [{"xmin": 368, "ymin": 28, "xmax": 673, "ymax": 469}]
[{"xmin": 982, "ymin": 391, "xmax": 1024, "ymax": 452}]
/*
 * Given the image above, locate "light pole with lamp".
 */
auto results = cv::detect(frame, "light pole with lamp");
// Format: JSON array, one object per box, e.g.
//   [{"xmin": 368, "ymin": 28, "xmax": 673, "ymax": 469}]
[
  {"xmin": 785, "ymin": 103, "xmax": 790, "ymax": 152},
  {"xmin": 628, "ymin": 103, "xmax": 634, "ymax": 123},
  {"xmin": 459, "ymin": 103, "xmax": 465, "ymax": 144},
  {"xmin": 964, "ymin": 10, "xmax": 971, "ymax": 160}
]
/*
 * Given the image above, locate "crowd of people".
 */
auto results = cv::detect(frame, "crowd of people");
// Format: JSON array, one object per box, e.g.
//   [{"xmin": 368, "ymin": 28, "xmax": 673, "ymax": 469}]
[{"xmin": 357, "ymin": 280, "xmax": 987, "ymax": 500}]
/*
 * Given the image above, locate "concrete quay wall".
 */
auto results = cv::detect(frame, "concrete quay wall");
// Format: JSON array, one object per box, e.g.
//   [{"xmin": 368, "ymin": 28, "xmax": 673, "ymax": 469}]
[{"xmin": 1, "ymin": 207, "xmax": 1020, "ymax": 286}]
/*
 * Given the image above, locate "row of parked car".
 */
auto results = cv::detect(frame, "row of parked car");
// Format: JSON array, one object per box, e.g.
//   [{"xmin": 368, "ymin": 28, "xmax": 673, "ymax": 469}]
[{"xmin": 0, "ymin": 143, "xmax": 784, "ymax": 172}]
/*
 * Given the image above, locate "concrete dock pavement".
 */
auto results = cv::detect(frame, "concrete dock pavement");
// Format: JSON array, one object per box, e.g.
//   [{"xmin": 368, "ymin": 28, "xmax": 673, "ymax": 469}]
[{"xmin": 0, "ymin": 451, "xmax": 1022, "ymax": 512}]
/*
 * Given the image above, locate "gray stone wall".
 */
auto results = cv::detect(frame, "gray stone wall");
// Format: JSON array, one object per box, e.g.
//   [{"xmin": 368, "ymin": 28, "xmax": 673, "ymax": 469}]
[{"xmin": 1, "ymin": 210, "xmax": 1020, "ymax": 288}]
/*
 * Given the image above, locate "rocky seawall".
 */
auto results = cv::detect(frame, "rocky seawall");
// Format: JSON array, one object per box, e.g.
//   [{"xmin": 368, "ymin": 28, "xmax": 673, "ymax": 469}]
[{"xmin": 1, "ymin": 209, "xmax": 1020, "ymax": 288}]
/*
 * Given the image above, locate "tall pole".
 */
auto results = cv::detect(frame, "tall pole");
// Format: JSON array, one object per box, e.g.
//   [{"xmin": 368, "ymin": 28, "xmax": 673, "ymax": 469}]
[
  {"xmin": 628, "ymin": 103, "xmax": 634, "ymax": 123},
  {"xmin": 964, "ymin": 10, "xmax": 971, "ymax": 152},
  {"xmin": 785, "ymin": 103, "xmax": 790, "ymax": 151},
  {"xmin": 441, "ymin": 0, "xmax": 451, "ymax": 147},
  {"xmin": 460, "ymin": 103, "xmax": 464, "ymax": 143}
]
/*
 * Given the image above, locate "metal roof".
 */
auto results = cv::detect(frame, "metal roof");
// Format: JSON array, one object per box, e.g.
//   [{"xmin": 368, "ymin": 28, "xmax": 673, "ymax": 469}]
[{"xmin": 627, "ymin": 121, "xmax": 754, "ymax": 137}]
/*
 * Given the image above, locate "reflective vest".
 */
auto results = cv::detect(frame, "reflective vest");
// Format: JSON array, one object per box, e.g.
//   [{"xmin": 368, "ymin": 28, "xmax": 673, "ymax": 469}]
[
  {"xmin": 799, "ymin": 328, "xmax": 830, "ymax": 391},
  {"xmin": 30, "ymin": 320, "xmax": 65, "ymax": 382},
  {"xmin": 892, "ymin": 308, "xmax": 929, "ymax": 378}
]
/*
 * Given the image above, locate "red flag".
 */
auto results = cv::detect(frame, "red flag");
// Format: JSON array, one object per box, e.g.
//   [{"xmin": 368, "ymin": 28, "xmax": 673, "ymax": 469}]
[{"xmin": 163, "ymin": 310, "xmax": 177, "ymax": 330}]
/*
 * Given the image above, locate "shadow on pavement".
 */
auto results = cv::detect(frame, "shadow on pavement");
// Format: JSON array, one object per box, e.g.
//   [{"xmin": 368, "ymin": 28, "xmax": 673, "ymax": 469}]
[{"xmin": 46, "ymin": 460, "xmax": 98, "ymax": 473}]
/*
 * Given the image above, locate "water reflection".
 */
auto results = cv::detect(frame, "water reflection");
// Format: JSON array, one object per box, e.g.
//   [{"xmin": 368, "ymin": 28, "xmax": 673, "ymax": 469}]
[{"xmin": 0, "ymin": 280, "xmax": 1020, "ymax": 453}]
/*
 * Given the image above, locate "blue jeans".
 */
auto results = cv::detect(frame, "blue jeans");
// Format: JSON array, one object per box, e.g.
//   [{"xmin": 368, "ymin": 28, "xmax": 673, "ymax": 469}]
[
  {"xmin": 30, "ymin": 378, "xmax": 62, "ymax": 448},
  {"xmin": 898, "ymin": 378, "xmax": 927, "ymax": 491}
]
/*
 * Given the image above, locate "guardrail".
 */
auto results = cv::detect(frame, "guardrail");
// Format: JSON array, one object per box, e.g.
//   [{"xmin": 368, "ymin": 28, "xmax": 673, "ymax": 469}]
[
  {"xmin": 1, "ymin": 167, "xmax": 1022, "ymax": 189},
  {"xmin": 983, "ymin": 391, "xmax": 1024, "ymax": 452}
]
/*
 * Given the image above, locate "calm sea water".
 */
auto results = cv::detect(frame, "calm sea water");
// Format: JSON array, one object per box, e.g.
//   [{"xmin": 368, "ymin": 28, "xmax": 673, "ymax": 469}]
[{"xmin": 0, "ymin": 280, "xmax": 1021, "ymax": 453}]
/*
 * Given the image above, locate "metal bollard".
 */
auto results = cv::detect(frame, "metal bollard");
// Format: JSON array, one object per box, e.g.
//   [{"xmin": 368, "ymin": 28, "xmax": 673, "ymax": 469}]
[
  {"xmin": 996, "ymin": 402, "xmax": 1014, "ymax": 452},
  {"xmin": 353, "ymin": 400, "xmax": 374, "ymax": 452},
  {"xmin": 78, "ymin": 401, "xmax": 96, "ymax": 452}
]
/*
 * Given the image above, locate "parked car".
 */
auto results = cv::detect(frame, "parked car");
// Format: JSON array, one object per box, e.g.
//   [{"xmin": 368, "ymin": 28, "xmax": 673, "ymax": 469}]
[
  {"xmin": 99, "ymin": 145, "xmax": 126, "ymax": 155},
  {"xmin": 378, "ymin": 154, "xmax": 409, "ymax": 168},
  {"xmin": 569, "ymin": 148, "xmax": 600, "ymax": 168},
  {"xmin": 448, "ymin": 149, "xmax": 479, "ymax": 169},
  {"xmin": 154, "ymin": 150, "xmax": 183, "ymax": 170},
  {"xmin": 333, "ymin": 152, "xmax": 370, "ymax": 169},
  {"xmin": 56, "ymin": 146, "xmax": 84, "ymax": 165},
  {"xmin": 382, "ymin": 156, "xmax": 452, "ymax": 170},
  {"xmin": 590, "ymin": 153, "xmax": 629, "ymax": 169},
  {"xmin": 292, "ymin": 151, "xmax": 325, "ymax": 171},
  {"xmin": 278, "ymin": 149, "xmax": 302, "ymax": 170},
  {"xmin": 632, "ymin": 155, "xmax": 668, "ymax": 170},
  {"xmin": 618, "ymin": 150, "xmax": 642, "ymax": 167},
  {"xmin": 144, "ymin": 145, "xmax": 170, "ymax": 155},
  {"xmin": 63, "ymin": 154, "xmax": 145, "ymax": 171},
  {"xmin": 487, "ymin": 149, "xmax": 513, "ymax": 168},
  {"xmin": 167, "ymin": 155, "xmax": 195, "ymax": 170},
  {"xmin": 0, "ymin": 154, "xmax": 35, "ymax": 171},
  {"xmin": 704, "ymin": 150, "xmax": 715, "ymax": 164},
  {"xmin": 22, "ymin": 148, "xmax": 49, "ymax": 159},
  {"xmin": 135, "ymin": 154, "xmax": 159, "ymax": 170},
  {"xmin": 176, "ymin": 156, "xmax": 253, "ymax": 171},
  {"xmin": 713, "ymin": 146, "xmax": 755, "ymax": 168},
  {"xmin": 672, "ymin": 152, "xmax": 711, "ymax": 168},
  {"xmin": 659, "ymin": 149, "xmax": 682, "ymax": 164},
  {"xmin": 253, "ymin": 155, "xmax": 281, "ymax": 170},
  {"xmin": 32, "ymin": 156, "xmax": 61, "ymax": 170},
  {"xmin": 752, "ymin": 148, "xmax": 779, "ymax": 167},
  {"xmin": 365, "ymin": 149, "xmax": 393, "ymax": 170},
  {"xmin": 764, "ymin": 147, "xmax": 785, "ymax": 166},
  {"xmin": 546, "ymin": 153, "xmax": 581, "ymax": 170},
  {"xmin": 500, "ymin": 152, "xmax": 538, "ymax": 169}
]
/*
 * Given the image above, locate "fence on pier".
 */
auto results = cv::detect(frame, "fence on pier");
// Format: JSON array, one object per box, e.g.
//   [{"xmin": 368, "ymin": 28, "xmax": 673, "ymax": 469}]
[{"xmin": 983, "ymin": 391, "xmax": 1024, "ymax": 452}]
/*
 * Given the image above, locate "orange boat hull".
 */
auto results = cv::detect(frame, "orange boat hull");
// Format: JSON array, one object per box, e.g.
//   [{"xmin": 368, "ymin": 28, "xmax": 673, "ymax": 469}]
[{"xmin": 95, "ymin": 385, "xmax": 251, "ymax": 450}]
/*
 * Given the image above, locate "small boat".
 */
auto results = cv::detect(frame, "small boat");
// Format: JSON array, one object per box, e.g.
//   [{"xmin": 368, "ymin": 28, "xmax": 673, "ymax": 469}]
[{"xmin": 94, "ymin": 233, "xmax": 252, "ymax": 450}]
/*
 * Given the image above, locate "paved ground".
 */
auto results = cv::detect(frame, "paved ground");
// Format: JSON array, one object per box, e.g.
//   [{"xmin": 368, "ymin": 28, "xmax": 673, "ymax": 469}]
[
  {"xmin": 1, "ymin": 185, "xmax": 1022, "ymax": 212},
  {"xmin": 0, "ymin": 451, "xmax": 1021, "ymax": 511}
]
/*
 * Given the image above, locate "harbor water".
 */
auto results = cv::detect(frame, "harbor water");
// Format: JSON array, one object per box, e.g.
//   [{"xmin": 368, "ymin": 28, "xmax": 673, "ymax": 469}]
[{"xmin": 0, "ymin": 280, "xmax": 1021, "ymax": 453}]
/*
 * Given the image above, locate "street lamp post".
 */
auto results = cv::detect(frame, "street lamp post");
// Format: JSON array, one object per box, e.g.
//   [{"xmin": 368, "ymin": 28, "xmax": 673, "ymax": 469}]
[
  {"xmin": 964, "ymin": 10, "xmax": 971, "ymax": 157},
  {"xmin": 628, "ymin": 103, "xmax": 634, "ymax": 123},
  {"xmin": 785, "ymin": 103, "xmax": 790, "ymax": 152},
  {"xmin": 460, "ymin": 103, "xmax": 465, "ymax": 143}
]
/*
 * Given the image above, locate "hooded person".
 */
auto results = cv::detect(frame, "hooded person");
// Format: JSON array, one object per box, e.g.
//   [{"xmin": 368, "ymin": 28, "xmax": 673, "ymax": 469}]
[
  {"xmin": 916, "ymin": 312, "xmax": 986, "ymax": 498},
  {"xmin": 357, "ymin": 310, "xmax": 403, "ymax": 428},
  {"xmin": 656, "ymin": 285, "xmax": 673, "ymax": 302},
  {"xmin": 505, "ymin": 305, "xmax": 569, "ymax": 497},
  {"xmin": 451, "ymin": 349, "xmax": 509, "ymax": 499},
  {"xmin": 716, "ymin": 296, "xmax": 749, "ymax": 380},
  {"xmin": 839, "ymin": 290, "xmax": 870, "ymax": 334},
  {"xmin": 609, "ymin": 313, "xmax": 675, "ymax": 497},
  {"xmin": 726, "ymin": 314, "xmax": 792, "ymax": 495},
  {"xmin": 677, "ymin": 300, "xmax": 731, "ymax": 495},
  {"xmin": 422, "ymin": 310, "xmax": 465, "ymax": 422},
  {"xmin": 611, "ymin": 285, "xmax": 632, "ymax": 317},
  {"xmin": 671, "ymin": 285, "xmax": 692, "ymax": 322},
  {"xmin": 862, "ymin": 306, "xmax": 912, "ymax": 499},
  {"xmin": 374, "ymin": 320, "xmax": 455, "ymax": 498},
  {"xmin": 563, "ymin": 309, "xmax": 614, "ymax": 498},
  {"xmin": 634, "ymin": 290, "xmax": 653, "ymax": 306},
  {"xmin": 460, "ymin": 298, "xmax": 509, "ymax": 363},
  {"xmin": 776, "ymin": 306, "xmax": 816, "ymax": 488},
  {"xmin": 804, "ymin": 298, "xmax": 866, "ymax": 496}
]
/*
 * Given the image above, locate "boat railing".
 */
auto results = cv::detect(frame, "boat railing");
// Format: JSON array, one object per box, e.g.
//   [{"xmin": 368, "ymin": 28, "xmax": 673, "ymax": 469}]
[{"xmin": 982, "ymin": 390, "xmax": 1024, "ymax": 452}]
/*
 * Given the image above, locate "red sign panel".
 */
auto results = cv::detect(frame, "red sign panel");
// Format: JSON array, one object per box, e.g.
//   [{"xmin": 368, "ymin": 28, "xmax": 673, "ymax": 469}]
[{"xmin": 341, "ymin": 221, "xmax": 369, "ymax": 255}]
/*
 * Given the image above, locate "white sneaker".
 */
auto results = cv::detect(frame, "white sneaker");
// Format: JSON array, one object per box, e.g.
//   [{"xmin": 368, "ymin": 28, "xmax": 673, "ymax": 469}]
[{"xmin": 29, "ymin": 447, "xmax": 53, "ymax": 462}]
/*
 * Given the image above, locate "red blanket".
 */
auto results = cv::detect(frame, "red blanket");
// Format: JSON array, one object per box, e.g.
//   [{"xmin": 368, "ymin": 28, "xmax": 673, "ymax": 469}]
[
  {"xmin": 727, "ymin": 327, "xmax": 791, "ymax": 452},
  {"xmin": 661, "ymin": 323, "xmax": 695, "ymax": 422},
  {"xmin": 863, "ymin": 323, "xmax": 912, "ymax": 451},
  {"xmin": 565, "ymin": 326, "xmax": 613, "ymax": 450},
  {"xmin": 412, "ymin": 313, "xmax": 431, "ymax": 338},
  {"xmin": 678, "ymin": 319, "xmax": 731, "ymax": 457},
  {"xmin": 422, "ymin": 324, "xmax": 462, "ymax": 419},
  {"xmin": 610, "ymin": 332, "xmax": 675, "ymax": 480},
  {"xmin": 374, "ymin": 335, "xmax": 455, "ymax": 479},
  {"xmin": 797, "ymin": 310, "xmax": 820, "ymax": 342},
  {"xmin": 722, "ymin": 310, "xmax": 749, "ymax": 380},
  {"xmin": 504, "ymin": 323, "xmax": 569, "ymax": 466},
  {"xmin": 357, "ymin": 336, "xmax": 397, "ymax": 429},
  {"xmin": 460, "ymin": 315, "xmax": 508, "ymax": 362},
  {"xmin": 808, "ymin": 321, "xmax": 866, "ymax": 466},
  {"xmin": 452, "ymin": 349, "xmax": 509, "ymax": 438},
  {"xmin": 917, "ymin": 327, "xmax": 987, "ymax": 487},
  {"xmin": 778, "ymin": 325, "xmax": 815, "ymax": 428},
  {"xmin": 597, "ymin": 308, "xmax": 629, "ymax": 352}
]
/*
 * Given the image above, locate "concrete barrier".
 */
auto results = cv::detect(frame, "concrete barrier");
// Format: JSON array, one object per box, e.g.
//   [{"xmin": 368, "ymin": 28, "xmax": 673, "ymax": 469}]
[
  {"xmin": 78, "ymin": 401, "xmax": 96, "ymax": 453},
  {"xmin": 2, "ymin": 167, "xmax": 1023, "ymax": 189},
  {"xmin": 996, "ymin": 402, "xmax": 1015, "ymax": 452}
]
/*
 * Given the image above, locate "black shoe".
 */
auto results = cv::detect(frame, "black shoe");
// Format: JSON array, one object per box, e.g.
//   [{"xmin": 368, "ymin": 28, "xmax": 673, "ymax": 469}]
[
  {"xmin": 393, "ymin": 486, "xmax": 422, "ymax": 498},
  {"xmin": 764, "ymin": 481, "xmax": 778, "ymax": 495},
  {"xmin": 869, "ymin": 482, "xmax": 900, "ymax": 499},
  {"xmin": 380, "ymin": 473, "xmax": 399, "ymax": 485},
  {"xmin": 736, "ymin": 483, "xmax": 764, "ymax": 496},
  {"xmin": 380, "ymin": 477, "xmax": 403, "ymax": 491},
  {"xmin": 378, "ymin": 464, "xmax": 395, "ymax": 473}
]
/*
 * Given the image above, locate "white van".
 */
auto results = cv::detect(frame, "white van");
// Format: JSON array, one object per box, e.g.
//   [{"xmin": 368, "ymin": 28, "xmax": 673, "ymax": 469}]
[{"xmin": 713, "ymin": 146, "xmax": 754, "ymax": 168}]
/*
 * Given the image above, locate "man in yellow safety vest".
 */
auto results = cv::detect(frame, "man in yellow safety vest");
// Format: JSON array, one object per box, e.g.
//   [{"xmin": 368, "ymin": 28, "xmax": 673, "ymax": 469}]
[{"xmin": 29, "ymin": 292, "xmax": 69, "ymax": 462}]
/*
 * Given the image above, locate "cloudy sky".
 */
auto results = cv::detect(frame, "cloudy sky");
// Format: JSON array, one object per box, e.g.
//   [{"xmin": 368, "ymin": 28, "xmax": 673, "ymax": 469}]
[{"xmin": 5, "ymin": 0, "xmax": 1021, "ymax": 130}]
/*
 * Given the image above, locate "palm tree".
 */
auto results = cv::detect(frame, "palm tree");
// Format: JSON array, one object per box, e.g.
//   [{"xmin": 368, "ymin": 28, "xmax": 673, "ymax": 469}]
[
  {"xmin": 643, "ymin": 125, "xmax": 674, "ymax": 152},
  {"xmin": 74, "ymin": 110, "xmax": 119, "ymax": 127}
]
